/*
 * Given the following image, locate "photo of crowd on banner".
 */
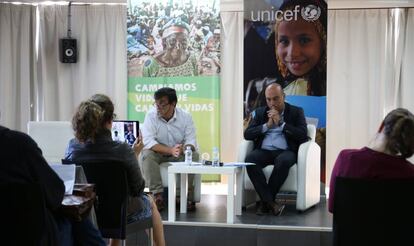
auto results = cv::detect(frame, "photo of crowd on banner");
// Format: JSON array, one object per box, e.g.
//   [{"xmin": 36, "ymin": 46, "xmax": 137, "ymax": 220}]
[{"xmin": 127, "ymin": 0, "xmax": 221, "ymax": 77}]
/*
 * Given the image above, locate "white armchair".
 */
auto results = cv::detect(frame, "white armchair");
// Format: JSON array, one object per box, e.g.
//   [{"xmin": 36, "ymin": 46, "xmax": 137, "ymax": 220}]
[
  {"xmin": 238, "ymin": 124, "xmax": 321, "ymax": 211},
  {"xmin": 27, "ymin": 121, "xmax": 73, "ymax": 163}
]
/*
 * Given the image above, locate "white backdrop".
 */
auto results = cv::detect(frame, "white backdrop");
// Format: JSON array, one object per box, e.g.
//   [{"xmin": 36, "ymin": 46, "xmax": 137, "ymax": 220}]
[
  {"xmin": 0, "ymin": 4, "xmax": 35, "ymax": 131},
  {"xmin": 36, "ymin": 4, "xmax": 127, "ymax": 121},
  {"xmin": 0, "ymin": 2, "xmax": 127, "ymax": 129},
  {"xmin": 220, "ymin": 11, "xmax": 244, "ymax": 162},
  {"xmin": 326, "ymin": 8, "xmax": 414, "ymax": 185},
  {"xmin": 399, "ymin": 9, "xmax": 414, "ymax": 112}
]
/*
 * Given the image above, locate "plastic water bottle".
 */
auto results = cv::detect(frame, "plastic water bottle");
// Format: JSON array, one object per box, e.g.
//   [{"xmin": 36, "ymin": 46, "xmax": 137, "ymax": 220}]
[
  {"xmin": 185, "ymin": 146, "xmax": 192, "ymax": 165},
  {"xmin": 212, "ymin": 147, "xmax": 220, "ymax": 167}
]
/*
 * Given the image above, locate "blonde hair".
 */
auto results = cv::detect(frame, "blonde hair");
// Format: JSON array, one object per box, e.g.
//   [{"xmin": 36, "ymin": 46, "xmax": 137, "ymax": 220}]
[
  {"xmin": 72, "ymin": 101, "xmax": 104, "ymax": 143},
  {"xmin": 89, "ymin": 94, "xmax": 115, "ymax": 124}
]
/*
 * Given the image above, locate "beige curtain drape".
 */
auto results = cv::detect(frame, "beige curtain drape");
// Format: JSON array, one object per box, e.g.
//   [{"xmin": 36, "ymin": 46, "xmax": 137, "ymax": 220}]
[
  {"xmin": 36, "ymin": 4, "xmax": 127, "ymax": 121},
  {"xmin": 327, "ymin": 8, "xmax": 414, "ymax": 186},
  {"xmin": 0, "ymin": 3, "xmax": 36, "ymax": 131}
]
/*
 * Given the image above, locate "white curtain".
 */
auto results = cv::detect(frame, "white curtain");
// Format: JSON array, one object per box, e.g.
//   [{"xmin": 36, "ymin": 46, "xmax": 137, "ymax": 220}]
[
  {"xmin": 399, "ymin": 8, "xmax": 414, "ymax": 163},
  {"xmin": 326, "ymin": 8, "xmax": 414, "ymax": 185},
  {"xmin": 0, "ymin": 3, "xmax": 36, "ymax": 131},
  {"xmin": 36, "ymin": 4, "xmax": 127, "ymax": 121},
  {"xmin": 399, "ymin": 9, "xmax": 414, "ymax": 111},
  {"xmin": 220, "ymin": 11, "xmax": 244, "ymax": 162}
]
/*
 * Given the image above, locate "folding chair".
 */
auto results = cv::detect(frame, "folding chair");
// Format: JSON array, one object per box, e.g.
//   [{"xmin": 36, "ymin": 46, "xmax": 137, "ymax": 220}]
[
  {"xmin": 76, "ymin": 161, "xmax": 153, "ymax": 246},
  {"xmin": 333, "ymin": 177, "xmax": 414, "ymax": 246}
]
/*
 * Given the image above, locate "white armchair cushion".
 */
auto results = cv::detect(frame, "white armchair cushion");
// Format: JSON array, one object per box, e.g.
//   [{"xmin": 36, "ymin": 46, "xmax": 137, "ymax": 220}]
[
  {"xmin": 244, "ymin": 165, "xmax": 297, "ymax": 192},
  {"xmin": 239, "ymin": 124, "xmax": 321, "ymax": 211},
  {"xmin": 27, "ymin": 121, "xmax": 73, "ymax": 163}
]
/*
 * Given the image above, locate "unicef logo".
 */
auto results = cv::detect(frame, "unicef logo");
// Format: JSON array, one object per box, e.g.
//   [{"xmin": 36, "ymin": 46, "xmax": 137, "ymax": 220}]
[{"xmin": 301, "ymin": 4, "xmax": 321, "ymax": 22}]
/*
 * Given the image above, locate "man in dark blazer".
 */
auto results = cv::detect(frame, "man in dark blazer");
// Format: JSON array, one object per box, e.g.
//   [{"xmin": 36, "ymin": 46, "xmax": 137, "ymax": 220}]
[{"xmin": 245, "ymin": 83, "xmax": 308, "ymax": 216}]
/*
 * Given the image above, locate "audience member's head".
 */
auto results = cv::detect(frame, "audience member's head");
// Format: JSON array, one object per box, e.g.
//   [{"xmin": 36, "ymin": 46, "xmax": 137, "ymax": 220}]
[
  {"xmin": 72, "ymin": 100, "xmax": 103, "ymax": 143},
  {"xmin": 72, "ymin": 94, "xmax": 115, "ymax": 143},
  {"xmin": 378, "ymin": 108, "xmax": 414, "ymax": 158},
  {"xmin": 89, "ymin": 94, "xmax": 115, "ymax": 124}
]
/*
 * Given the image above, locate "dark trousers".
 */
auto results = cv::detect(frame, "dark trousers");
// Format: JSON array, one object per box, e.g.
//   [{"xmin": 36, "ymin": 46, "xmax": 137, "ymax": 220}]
[{"xmin": 245, "ymin": 149, "xmax": 296, "ymax": 203}]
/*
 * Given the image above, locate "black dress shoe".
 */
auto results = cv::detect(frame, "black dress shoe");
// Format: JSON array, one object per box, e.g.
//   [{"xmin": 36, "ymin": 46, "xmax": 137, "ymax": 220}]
[
  {"xmin": 256, "ymin": 201, "xmax": 269, "ymax": 215},
  {"xmin": 267, "ymin": 201, "xmax": 285, "ymax": 216}
]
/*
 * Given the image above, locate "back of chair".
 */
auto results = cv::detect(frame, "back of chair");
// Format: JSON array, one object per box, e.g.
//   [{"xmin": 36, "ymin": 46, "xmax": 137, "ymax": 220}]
[
  {"xmin": 306, "ymin": 124, "xmax": 316, "ymax": 141},
  {"xmin": 77, "ymin": 161, "xmax": 128, "ymax": 239},
  {"xmin": 333, "ymin": 177, "xmax": 414, "ymax": 246},
  {"xmin": 1, "ymin": 182, "xmax": 45, "ymax": 245},
  {"xmin": 27, "ymin": 121, "xmax": 73, "ymax": 163}
]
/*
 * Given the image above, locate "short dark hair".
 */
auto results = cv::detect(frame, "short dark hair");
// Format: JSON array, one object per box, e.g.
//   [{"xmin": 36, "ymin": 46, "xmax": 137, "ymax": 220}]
[{"xmin": 154, "ymin": 87, "xmax": 177, "ymax": 104}]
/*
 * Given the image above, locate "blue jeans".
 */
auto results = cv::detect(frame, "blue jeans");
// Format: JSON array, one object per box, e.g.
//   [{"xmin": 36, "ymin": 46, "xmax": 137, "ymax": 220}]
[
  {"xmin": 57, "ymin": 216, "xmax": 106, "ymax": 246},
  {"xmin": 127, "ymin": 193, "xmax": 153, "ymax": 224}
]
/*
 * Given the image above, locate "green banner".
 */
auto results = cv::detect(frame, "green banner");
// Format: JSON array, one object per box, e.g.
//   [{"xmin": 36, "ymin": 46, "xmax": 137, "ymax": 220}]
[
  {"xmin": 127, "ymin": 0, "xmax": 221, "ymax": 181},
  {"xmin": 127, "ymin": 76, "xmax": 220, "ymax": 159}
]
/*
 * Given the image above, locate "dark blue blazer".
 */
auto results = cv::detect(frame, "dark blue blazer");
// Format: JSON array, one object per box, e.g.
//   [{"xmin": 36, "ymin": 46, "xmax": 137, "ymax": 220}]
[{"xmin": 244, "ymin": 102, "xmax": 308, "ymax": 154}]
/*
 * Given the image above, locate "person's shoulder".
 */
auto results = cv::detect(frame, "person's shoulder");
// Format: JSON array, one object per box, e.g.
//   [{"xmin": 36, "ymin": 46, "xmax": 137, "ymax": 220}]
[
  {"xmin": 144, "ymin": 107, "xmax": 157, "ymax": 119},
  {"xmin": 143, "ymin": 56, "xmax": 156, "ymax": 68},
  {"xmin": 112, "ymin": 141, "xmax": 136, "ymax": 159},
  {"xmin": 67, "ymin": 137, "xmax": 80, "ymax": 147},
  {"xmin": 2, "ymin": 127, "xmax": 38, "ymax": 148},
  {"xmin": 406, "ymin": 161, "xmax": 414, "ymax": 174},
  {"xmin": 336, "ymin": 148, "xmax": 371, "ymax": 164},
  {"xmin": 113, "ymin": 140, "xmax": 131, "ymax": 151},
  {"xmin": 338, "ymin": 148, "xmax": 361, "ymax": 157},
  {"xmin": 252, "ymin": 106, "xmax": 266, "ymax": 116},
  {"xmin": 176, "ymin": 107, "xmax": 192, "ymax": 118},
  {"xmin": 286, "ymin": 102, "xmax": 303, "ymax": 112}
]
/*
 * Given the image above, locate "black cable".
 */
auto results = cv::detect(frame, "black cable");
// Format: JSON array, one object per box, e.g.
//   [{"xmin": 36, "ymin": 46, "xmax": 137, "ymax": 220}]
[{"xmin": 67, "ymin": 1, "xmax": 72, "ymax": 38}]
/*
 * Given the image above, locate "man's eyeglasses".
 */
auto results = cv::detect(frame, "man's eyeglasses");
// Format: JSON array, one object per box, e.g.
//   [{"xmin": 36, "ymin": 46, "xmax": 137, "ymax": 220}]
[{"xmin": 153, "ymin": 101, "xmax": 170, "ymax": 108}]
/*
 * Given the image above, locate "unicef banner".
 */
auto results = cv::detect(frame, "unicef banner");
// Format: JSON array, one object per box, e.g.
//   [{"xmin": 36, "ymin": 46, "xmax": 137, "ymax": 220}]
[
  {"xmin": 244, "ymin": 0, "xmax": 327, "ymax": 186},
  {"xmin": 127, "ymin": 0, "xmax": 221, "ymax": 161}
]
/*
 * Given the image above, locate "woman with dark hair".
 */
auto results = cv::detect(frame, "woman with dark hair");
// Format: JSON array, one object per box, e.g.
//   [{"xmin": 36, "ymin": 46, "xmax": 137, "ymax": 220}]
[
  {"xmin": 64, "ymin": 94, "xmax": 165, "ymax": 246},
  {"xmin": 328, "ymin": 108, "xmax": 414, "ymax": 213}
]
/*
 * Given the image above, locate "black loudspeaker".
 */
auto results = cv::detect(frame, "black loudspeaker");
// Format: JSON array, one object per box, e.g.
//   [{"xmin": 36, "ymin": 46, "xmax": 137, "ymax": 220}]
[{"xmin": 60, "ymin": 38, "xmax": 77, "ymax": 63}]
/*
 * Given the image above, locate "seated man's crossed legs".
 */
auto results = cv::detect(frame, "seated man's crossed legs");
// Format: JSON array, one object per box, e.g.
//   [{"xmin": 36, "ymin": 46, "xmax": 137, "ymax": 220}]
[
  {"xmin": 245, "ymin": 149, "xmax": 296, "ymax": 216},
  {"xmin": 140, "ymin": 149, "xmax": 199, "ymax": 211}
]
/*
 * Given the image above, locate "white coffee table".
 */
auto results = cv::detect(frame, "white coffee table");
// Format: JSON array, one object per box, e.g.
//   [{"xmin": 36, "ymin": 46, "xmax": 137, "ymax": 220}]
[{"xmin": 168, "ymin": 162, "xmax": 244, "ymax": 224}]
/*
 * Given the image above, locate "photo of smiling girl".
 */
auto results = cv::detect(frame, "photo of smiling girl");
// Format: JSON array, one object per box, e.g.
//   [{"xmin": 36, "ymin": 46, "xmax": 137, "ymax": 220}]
[{"xmin": 275, "ymin": 0, "xmax": 327, "ymax": 96}]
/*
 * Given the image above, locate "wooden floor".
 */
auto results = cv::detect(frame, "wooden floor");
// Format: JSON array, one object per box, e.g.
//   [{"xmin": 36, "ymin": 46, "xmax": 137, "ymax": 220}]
[{"xmin": 126, "ymin": 194, "xmax": 333, "ymax": 246}]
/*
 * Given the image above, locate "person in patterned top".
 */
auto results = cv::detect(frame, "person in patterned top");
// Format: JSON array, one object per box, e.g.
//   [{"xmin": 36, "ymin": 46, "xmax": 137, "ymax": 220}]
[{"xmin": 142, "ymin": 18, "xmax": 198, "ymax": 77}]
